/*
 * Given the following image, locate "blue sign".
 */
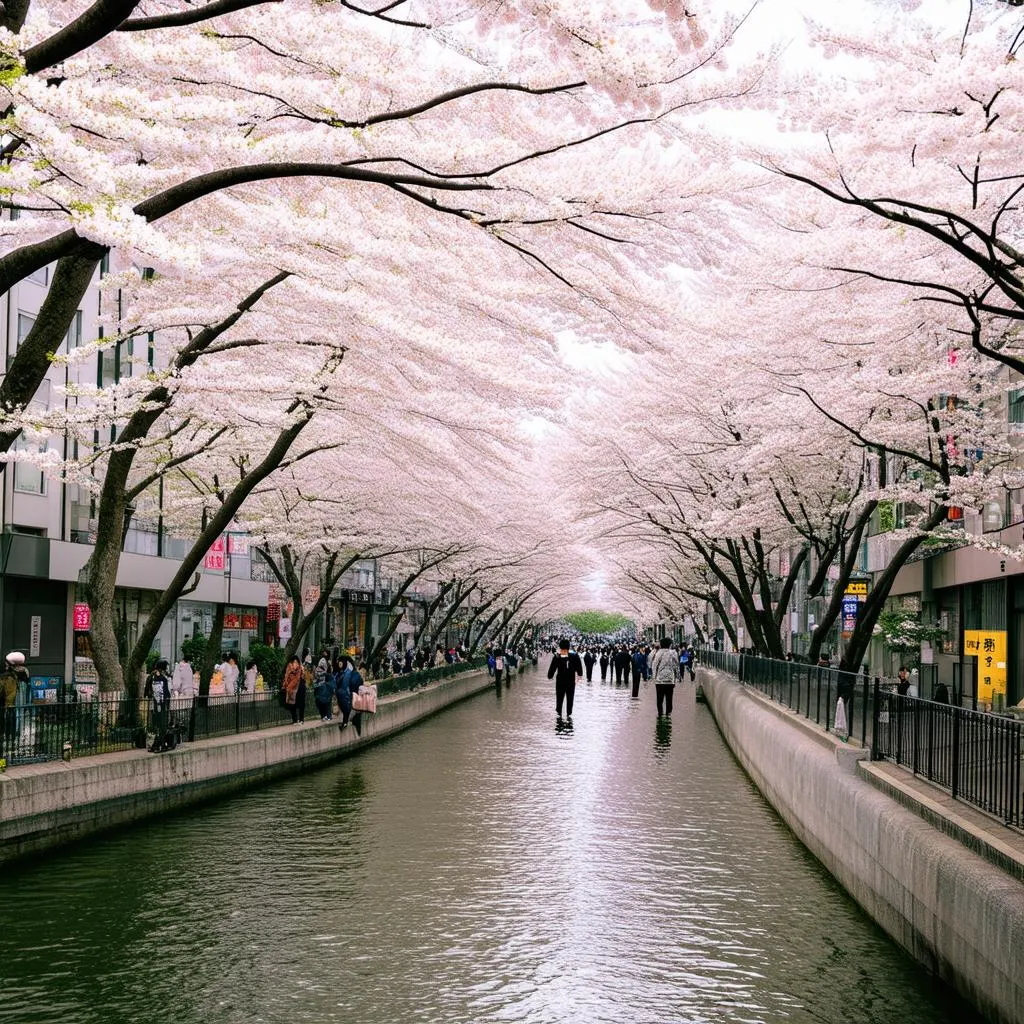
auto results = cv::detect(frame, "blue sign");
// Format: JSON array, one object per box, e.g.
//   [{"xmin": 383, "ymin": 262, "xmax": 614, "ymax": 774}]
[
  {"xmin": 30, "ymin": 675, "xmax": 62, "ymax": 703},
  {"xmin": 841, "ymin": 597, "xmax": 859, "ymax": 636}
]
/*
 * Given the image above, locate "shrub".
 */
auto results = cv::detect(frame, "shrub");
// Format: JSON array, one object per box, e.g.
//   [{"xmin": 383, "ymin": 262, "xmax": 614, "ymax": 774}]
[{"xmin": 248, "ymin": 642, "xmax": 285, "ymax": 688}]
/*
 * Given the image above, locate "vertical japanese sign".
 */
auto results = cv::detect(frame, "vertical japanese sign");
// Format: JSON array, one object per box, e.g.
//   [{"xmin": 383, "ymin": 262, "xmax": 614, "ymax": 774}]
[
  {"xmin": 963, "ymin": 630, "xmax": 1007, "ymax": 706},
  {"xmin": 204, "ymin": 536, "xmax": 226, "ymax": 571},
  {"xmin": 73, "ymin": 604, "xmax": 91, "ymax": 631},
  {"xmin": 840, "ymin": 596, "xmax": 859, "ymax": 639}
]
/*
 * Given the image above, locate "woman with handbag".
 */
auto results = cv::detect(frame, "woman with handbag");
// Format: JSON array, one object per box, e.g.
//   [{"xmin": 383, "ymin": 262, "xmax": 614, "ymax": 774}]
[{"xmin": 282, "ymin": 655, "xmax": 305, "ymax": 725}]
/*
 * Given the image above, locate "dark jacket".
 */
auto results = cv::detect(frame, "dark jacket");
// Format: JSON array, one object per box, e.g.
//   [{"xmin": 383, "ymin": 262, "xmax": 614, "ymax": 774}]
[{"xmin": 547, "ymin": 652, "xmax": 583, "ymax": 686}]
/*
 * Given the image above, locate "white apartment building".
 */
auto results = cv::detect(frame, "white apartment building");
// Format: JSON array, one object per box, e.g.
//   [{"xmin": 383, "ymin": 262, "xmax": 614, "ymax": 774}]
[{"xmin": 1, "ymin": 254, "xmax": 269, "ymax": 694}]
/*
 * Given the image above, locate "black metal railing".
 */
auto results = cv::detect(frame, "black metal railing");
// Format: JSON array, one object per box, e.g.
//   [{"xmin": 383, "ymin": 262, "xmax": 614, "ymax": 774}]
[
  {"xmin": 872, "ymin": 683, "xmax": 1023, "ymax": 829},
  {"xmin": 739, "ymin": 654, "xmax": 873, "ymax": 749},
  {"xmin": 701, "ymin": 650, "xmax": 1024, "ymax": 831},
  {"xmin": 0, "ymin": 658, "xmax": 489, "ymax": 767}
]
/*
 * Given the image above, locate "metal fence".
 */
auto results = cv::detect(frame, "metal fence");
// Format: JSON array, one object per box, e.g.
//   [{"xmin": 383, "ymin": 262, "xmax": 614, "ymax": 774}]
[
  {"xmin": 872, "ymin": 684, "xmax": 1023, "ymax": 829},
  {"xmin": 0, "ymin": 658, "xmax": 486, "ymax": 767},
  {"xmin": 701, "ymin": 650, "xmax": 1024, "ymax": 831}
]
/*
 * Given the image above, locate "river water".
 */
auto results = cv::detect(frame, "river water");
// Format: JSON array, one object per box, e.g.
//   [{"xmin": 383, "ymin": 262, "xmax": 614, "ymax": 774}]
[{"xmin": 0, "ymin": 670, "xmax": 981, "ymax": 1024}]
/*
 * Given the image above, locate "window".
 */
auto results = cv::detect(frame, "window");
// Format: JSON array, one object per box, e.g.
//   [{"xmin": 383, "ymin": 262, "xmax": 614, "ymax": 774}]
[
  {"xmin": 98, "ymin": 334, "xmax": 117, "ymax": 387},
  {"xmin": 64, "ymin": 310, "xmax": 82, "ymax": 349},
  {"xmin": 12, "ymin": 436, "xmax": 46, "ymax": 495},
  {"xmin": 16, "ymin": 312, "xmax": 35, "ymax": 348},
  {"xmin": 27, "ymin": 265, "xmax": 47, "ymax": 286},
  {"xmin": 68, "ymin": 484, "xmax": 96, "ymax": 544},
  {"xmin": 1010, "ymin": 388, "xmax": 1024, "ymax": 430},
  {"xmin": 30, "ymin": 379, "xmax": 51, "ymax": 411}
]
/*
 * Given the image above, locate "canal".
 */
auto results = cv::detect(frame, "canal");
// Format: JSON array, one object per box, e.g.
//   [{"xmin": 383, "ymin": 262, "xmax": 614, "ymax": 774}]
[{"xmin": 0, "ymin": 670, "xmax": 982, "ymax": 1024}]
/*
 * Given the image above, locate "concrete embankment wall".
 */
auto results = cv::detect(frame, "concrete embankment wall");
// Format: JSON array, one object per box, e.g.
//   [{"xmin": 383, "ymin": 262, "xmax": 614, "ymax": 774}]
[
  {"xmin": 702, "ymin": 668, "xmax": 1024, "ymax": 1024},
  {"xmin": 0, "ymin": 668, "xmax": 499, "ymax": 867}
]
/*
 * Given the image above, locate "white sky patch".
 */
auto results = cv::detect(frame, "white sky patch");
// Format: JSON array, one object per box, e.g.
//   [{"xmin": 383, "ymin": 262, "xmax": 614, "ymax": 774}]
[{"xmin": 557, "ymin": 331, "xmax": 636, "ymax": 375}]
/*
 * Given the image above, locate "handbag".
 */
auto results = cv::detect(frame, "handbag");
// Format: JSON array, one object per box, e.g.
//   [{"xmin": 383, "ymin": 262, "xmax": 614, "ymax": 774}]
[{"xmin": 351, "ymin": 684, "xmax": 378, "ymax": 714}]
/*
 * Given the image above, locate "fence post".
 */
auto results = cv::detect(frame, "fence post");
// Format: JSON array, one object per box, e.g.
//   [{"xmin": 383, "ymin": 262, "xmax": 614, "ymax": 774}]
[
  {"xmin": 951, "ymin": 705, "xmax": 961, "ymax": 802},
  {"xmin": 871, "ymin": 678, "xmax": 880, "ymax": 760},
  {"xmin": 1013, "ymin": 722, "xmax": 1022, "ymax": 830},
  {"xmin": 861, "ymin": 670, "xmax": 869, "ymax": 748}
]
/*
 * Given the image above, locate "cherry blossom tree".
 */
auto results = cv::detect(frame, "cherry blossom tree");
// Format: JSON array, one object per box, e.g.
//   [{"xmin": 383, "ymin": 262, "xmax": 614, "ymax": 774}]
[{"xmin": 0, "ymin": 0, "xmax": 762, "ymax": 451}]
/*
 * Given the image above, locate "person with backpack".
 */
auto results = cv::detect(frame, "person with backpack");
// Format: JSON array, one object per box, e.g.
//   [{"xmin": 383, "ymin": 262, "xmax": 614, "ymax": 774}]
[
  {"xmin": 679, "ymin": 646, "xmax": 695, "ymax": 682},
  {"xmin": 583, "ymin": 648, "xmax": 596, "ymax": 682}
]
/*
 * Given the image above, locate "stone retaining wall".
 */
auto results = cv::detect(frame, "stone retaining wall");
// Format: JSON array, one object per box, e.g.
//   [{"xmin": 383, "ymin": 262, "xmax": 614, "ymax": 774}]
[
  {"xmin": 0, "ymin": 667, "xmax": 500, "ymax": 866},
  {"xmin": 702, "ymin": 667, "xmax": 1024, "ymax": 1024}
]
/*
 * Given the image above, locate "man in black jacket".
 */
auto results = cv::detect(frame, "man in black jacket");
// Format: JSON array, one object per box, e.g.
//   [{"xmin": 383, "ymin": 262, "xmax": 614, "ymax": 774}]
[
  {"xmin": 548, "ymin": 638, "xmax": 584, "ymax": 720},
  {"xmin": 583, "ymin": 648, "xmax": 595, "ymax": 682},
  {"xmin": 614, "ymin": 645, "xmax": 631, "ymax": 685}
]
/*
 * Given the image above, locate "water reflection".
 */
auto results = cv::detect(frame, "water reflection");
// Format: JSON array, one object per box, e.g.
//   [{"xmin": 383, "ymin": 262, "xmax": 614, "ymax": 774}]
[
  {"xmin": 654, "ymin": 715, "xmax": 672, "ymax": 755},
  {"xmin": 0, "ymin": 669, "xmax": 983, "ymax": 1024}
]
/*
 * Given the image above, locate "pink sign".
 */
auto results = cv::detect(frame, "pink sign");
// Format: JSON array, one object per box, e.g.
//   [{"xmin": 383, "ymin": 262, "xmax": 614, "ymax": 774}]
[
  {"xmin": 73, "ymin": 603, "xmax": 91, "ymax": 631},
  {"xmin": 204, "ymin": 536, "xmax": 226, "ymax": 571}
]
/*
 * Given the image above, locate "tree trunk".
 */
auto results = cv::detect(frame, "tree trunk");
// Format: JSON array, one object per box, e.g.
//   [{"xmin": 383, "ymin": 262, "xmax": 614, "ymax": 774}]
[
  {"xmin": 0, "ymin": 246, "xmax": 103, "ymax": 454},
  {"xmin": 839, "ymin": 507, "xmax": 947, "ymax": 672},
  {"xmin": 197, "ymin": 603, "xmax": 226, "ymax": 699},
  {"xmin": 121, "ymin": 407, "xmax": 316, "ymax": 689}
]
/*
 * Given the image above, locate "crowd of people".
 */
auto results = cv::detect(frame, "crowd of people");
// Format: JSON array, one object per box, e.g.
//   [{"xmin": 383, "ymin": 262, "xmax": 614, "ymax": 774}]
[
  {"xmin": 142, "ymin": 637, "xmax": 514, "ymax": 751},
  {"xmin": 544, "ymin": 635, "xmax": 699, "ymax": 722}
]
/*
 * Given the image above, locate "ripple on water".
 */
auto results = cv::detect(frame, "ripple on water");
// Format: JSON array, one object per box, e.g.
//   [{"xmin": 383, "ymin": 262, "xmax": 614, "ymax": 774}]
[{"xmin": 0, "ymin": 674, "xmax": 985, "ymax": 1024}]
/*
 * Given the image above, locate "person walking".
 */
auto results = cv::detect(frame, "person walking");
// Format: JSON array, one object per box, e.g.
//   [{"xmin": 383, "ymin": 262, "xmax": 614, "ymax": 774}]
[
  {"xmin": 547, "ymin": 638, "xmax": 584, "ymax": 721},
  {"xmin": 614, "ymin": 645, "xmax": 631, "ymax": 685},
  {"xmin": 282, "ymin": 654, "xmax": 305, "ymax": 724},
  {"xmin": 630, "ymin": 646, "xmax": 644, "ymax": 697},
  {"xmin": 599, "ymin": 647, "xmax": 609, "ymax": 682},
  {"xmin": 649, "ymin": 636, "xmax": 681, "ymax": 717},
  {"xmin": 583, "ymin": 648, "xmax": 595, "ymax": 682},
  {"xmin": 494, "ymin": 650, "xmax": 505, "ymax": 687},
  {"xmin": 335, "ymin": 656, "xmax": 354, "ymax": 731},
  {"xmin": 679, "ymin": 645, "xmax": 694, "ymax": 682}
]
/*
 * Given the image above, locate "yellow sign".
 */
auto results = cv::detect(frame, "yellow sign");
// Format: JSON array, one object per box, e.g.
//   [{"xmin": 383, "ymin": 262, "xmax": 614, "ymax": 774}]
[
  {"xmin": 964, "ymin": 629, "xmax": 1007, "ymax": 706},
  {"xmin": 845, "ymin": 582, "xmax": 868, "ymax": 597}
]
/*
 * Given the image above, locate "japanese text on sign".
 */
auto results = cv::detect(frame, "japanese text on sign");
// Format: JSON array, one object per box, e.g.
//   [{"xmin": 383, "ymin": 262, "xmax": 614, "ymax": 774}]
[{"xmin": 964, "ymin": 629, "xmax": 1007, "ymax": 706}]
